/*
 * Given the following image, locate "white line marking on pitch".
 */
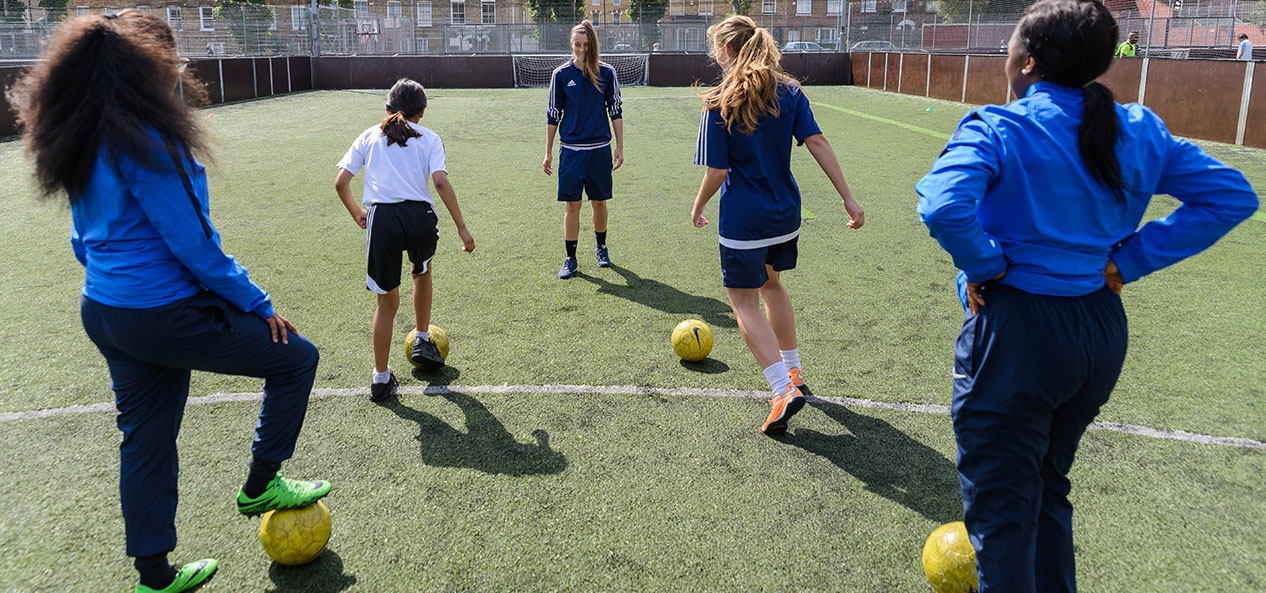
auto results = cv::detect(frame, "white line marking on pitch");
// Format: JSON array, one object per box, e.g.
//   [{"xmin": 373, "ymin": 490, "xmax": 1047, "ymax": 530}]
[{"xmin": 2, "ymin": 384, "xmax": 1263, "ymax": 451}]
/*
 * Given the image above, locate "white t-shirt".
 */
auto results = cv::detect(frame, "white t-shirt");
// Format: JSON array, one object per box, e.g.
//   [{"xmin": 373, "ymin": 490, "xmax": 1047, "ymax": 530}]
[
  {"xmin": 337, "ymin": 121, "xmax": 447, "ymax": 206},
  {"xmin": 1239, "ymin": 39, "xmax": 1253, "ymax": 61}
]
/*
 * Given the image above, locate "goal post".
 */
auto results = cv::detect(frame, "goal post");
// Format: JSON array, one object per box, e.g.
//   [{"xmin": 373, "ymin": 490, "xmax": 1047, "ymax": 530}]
[{"xmin": 512, "ymin": 54, "xmax": 649, "ymax": 88}]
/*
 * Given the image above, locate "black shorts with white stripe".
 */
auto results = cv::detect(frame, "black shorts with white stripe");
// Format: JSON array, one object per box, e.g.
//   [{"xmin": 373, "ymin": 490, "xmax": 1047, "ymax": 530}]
[{"xmin": 365, "ymin": 200, "xmax": 439, "ymax": 294}]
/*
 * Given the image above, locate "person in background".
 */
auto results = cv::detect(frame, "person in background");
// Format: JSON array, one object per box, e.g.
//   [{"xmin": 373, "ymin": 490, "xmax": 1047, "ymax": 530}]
[
  {"xmin": 1113, "ymin": 29, "xmax": 1139, "ymax": 57},
  {"xmin": 1237, "ymin": 33, "xmax": 1253, "ymax": 61},
  {"xmin": 9, "ymin": 9, "xmax": 331, "ymax": 593},
  {"xmin": 917, "ymin": 0, "xmax": 1257, "ymax": 591}
]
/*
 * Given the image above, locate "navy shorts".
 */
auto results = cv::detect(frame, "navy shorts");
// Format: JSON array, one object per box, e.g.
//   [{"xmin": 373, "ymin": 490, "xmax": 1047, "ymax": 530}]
[
  {"xmin": 557, "ymin": 145, "xmax": 613, "ymax": 202},
  {"xmin": 719, "ymin": 236, "xmax": 798, "ymax": 289},
  {"xmin": 365, "ymin": 200, "xmax": 439, "ymax": 294}
]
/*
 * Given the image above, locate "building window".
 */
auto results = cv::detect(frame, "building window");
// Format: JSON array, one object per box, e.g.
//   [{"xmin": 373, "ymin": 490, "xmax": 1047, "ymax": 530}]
[
  {"xmin": 762, "ymin": 0, "xmax": 775, "ymax": 14},
  {"xmin": 354, "ymin": 0, "xmax": 368, "ymax": 17},
  {"xmin": 387, "ymin": 1, "xmax": 402, "ymax": 18},
  {"xmin": 450, "ymin": 0, "xmax": 464, "ymax": 24},
  {"xmin": 816, "ymin": 28, "xmax": 836, "ymax": 44},
  {"xmin": 861, "ymin": 0, "xmax": 876, "ymax": 12},
  {"xmin": 416, "ymin": 2, "xmax": 432, "ymax": 25},
  {"xmin": 166, "ymin": 6, "xmax": 182, "ymax": 29},
  {"xmin": 417, "ymin": 38, "xmax": 429, "ymax": 52},
  {"xmin": 611, "ymin": 10, "xmax": 620, "ymax": 22},
  {"xmin": 925, "ymin": 0, "xmax": 936, "ymax": 11},
  {"xmin": 892, "ymin": 0, "xmax": 906, "ymax": 12},
  {"xmin": 796, "ymin": 0, "xmax": 810, "ymax": 15},
  {"xmin": 199, "ymin": 6, "xmax": 214, "ymax": 31},
  {"xmin": 291, "ymin": 6, "xmax": 307, "ymax": 29},
  {"xmin": 699, "ymin": 0, "xmax": 712, "ymax": 14},
  {"xmin": 669, "ymin": 0, "xmax": 684, "ymax": 14},
  {"xmin": 481, "ymin": 0, "xmax": 494, "ymax": 24},
  {"xmin": 613, "ymin": 0, "xmax": 620, "ymax": 5},
  {"xmin": 75, "ymin": 5, "xmax": 89, "ymax": 16},
  {"xmin": 134, "ymin": 5, "xmax": 151, "ymax": 12},
  {"xmin": 104, "ymin": 5, "xmax": 117, "ymax": 14},
  {"xmin": 826, "ymin": 0, "xmax": 840, "ymax": 14}
]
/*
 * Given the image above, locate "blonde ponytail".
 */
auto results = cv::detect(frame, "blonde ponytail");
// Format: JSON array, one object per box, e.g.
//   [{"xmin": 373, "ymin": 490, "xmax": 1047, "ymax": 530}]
[{"xmin": 698, "ymin": 15, "xmax": 797, "ymax": 135}]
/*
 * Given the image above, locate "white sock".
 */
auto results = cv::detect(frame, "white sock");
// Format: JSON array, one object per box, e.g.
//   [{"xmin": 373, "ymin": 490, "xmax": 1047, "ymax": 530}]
[
  {"xmin": 780, "ymin": 348, "xmax": 801, "ymax": 372},
  {"xmin": 372, "ymin": 368, "xmax": 393, "ymax": 384},
  {"xmin": 763, "ymin": 361, "xmax": 791, "ymax": 394},
  {"xmin": 415, "ymin": 330, "xmax": 430, "ymax": 341}
]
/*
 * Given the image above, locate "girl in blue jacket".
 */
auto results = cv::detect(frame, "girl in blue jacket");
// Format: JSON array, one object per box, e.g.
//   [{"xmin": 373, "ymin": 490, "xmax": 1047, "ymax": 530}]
[
  {"xmin": 11, "ymin": 11, "xmax": 331, "ymax": 593},
  {"xmin": 917, "ymin": 0, "xmax": 1258, "ymax": 590}
]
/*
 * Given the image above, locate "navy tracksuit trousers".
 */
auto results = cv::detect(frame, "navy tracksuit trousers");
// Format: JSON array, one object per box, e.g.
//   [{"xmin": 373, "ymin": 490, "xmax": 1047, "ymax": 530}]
[
  {"xmin": 81, "ymin": 291, "xmax": 319, "ymax": 558},
  {"xmin": 952, "ymin": 283, "xmax": 1127, "ymax": 593}
]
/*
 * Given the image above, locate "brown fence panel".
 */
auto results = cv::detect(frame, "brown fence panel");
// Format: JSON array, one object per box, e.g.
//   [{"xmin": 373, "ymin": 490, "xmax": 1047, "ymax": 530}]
[
  {"xmin": 882, "ymin": 53, "xmax": 899, "ymax": 91},
  {"xmin": 188, "ymin": 60, "xmax": 222, "ymax": 105},
  {"xmin": 899, "ymin": 52, "xmax": 929, "ymax": 96},
  {"xmin": 648, "ymin": 54, "xmax": 721, "ymax": 87},
  {"xmin": 313, "ymin": 57, "xmax": 352, "ymax": 90},
  {"xmin": 254, "ymin": 58, "xmax": 273, "ymax": 98},
  {"xmin": 1098, "ymin": 57, "xmax": 1141, "ymax": 104},
  {"xmin": 289, "ymin": 57, "xmax": 313, "ymax": 91},
  {"xmin": 1245, "ymin": 68, "xmax": 1266, "ymax": 149},
  {"xmin": 221, "ymin": 59, "xmax": 256, "ymax": 103},
  {"xmin": 928, "ymin": 54, "xmax": 965, "ymax": 102},
  {"xmin": 850, "ymin": 52, "xmax": 869, "ymax": 89},
  {"xmin": 1143, "ymin": 59, "xmax": 1242, "ymax": 145},
  {"xmin": 269, "ymin": 57, "xmax": 289, "ymax": 94},
  {"xmin": 780, "ymin": 53, "xmax": 852, "ymax": 85},
  {"xmin": 964, "ymin": 55, "xmax": 1008, "ymax": 106}
]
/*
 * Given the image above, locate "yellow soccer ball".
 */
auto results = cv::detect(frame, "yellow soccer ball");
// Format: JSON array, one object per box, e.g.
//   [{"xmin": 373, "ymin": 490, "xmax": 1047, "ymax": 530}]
[
  {"xmin": 404, "ymin": 324, "xmax": 450, "ymax": 367},
  {"xmin": 259, "ymin": 501, "xmax": 331, "ymax": 566},
  {"xmin": 671, "ymin": 319, "xmax": 714, "ymax": 362},
  {"xmin": 922, "ymin": 521, "xmax": 978, "ymax": 593}
]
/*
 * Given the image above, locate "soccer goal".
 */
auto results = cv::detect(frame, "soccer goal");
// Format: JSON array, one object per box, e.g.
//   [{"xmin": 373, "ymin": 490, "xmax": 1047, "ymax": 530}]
[{"xmin": 512, "ymin": 54, "xmax": 649, "ymax": 88}]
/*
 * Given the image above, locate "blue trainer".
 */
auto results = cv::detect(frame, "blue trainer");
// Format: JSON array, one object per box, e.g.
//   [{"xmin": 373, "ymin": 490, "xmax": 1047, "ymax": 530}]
[
  {"xmin": 558, "ymin": 257, "xmax": 578, "ymax": 279},
  {"xmin": 595, "ymin": 245, "xmax": 612, "ymax": 268}
]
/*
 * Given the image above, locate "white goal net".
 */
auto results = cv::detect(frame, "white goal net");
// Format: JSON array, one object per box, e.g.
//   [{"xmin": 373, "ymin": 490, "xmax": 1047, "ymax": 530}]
[{"xmin": 512, "ymin": 54, "xmax": 649, "ymax": 88}]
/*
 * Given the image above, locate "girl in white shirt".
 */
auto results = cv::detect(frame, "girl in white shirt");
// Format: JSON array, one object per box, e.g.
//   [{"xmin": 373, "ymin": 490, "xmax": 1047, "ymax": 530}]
[{"xmin": 335, "ymin": 78, "xmax": 475, "ymax": 400}]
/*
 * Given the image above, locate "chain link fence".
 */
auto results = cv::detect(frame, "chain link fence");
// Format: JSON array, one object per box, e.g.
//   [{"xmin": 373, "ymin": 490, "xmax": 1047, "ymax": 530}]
[{"xmin": 0, "ymin": 0, "xmax": 1259, "ymax": 59}]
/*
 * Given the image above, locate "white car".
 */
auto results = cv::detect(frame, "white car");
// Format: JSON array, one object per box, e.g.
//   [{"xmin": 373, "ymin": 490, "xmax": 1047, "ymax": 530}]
[
  {"xmin": 783, "ymin": 41, "xmax": 829, "ymax": 52},
  {"xmin": 849, "ymin": 40, "xmax": 901, "ymax": 52}
]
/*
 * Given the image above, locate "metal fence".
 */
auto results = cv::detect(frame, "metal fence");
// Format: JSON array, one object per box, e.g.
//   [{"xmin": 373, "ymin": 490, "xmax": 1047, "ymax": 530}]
[{"xmin": 0, "ymin": 0, "xmax": 1259, "ymax": 59}]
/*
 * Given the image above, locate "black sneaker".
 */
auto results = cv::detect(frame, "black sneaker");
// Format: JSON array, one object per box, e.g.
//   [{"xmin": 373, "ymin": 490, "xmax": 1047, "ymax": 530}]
[
  {"xmin": 595, "ymin": 245, "xmax": 612, "ymax": 268},
  {"xmin": 410, "ymin": 334, "xmax": 445, "ymax": 371},
  {"xmin": 558, "ymin": 256, "xmax": 578, "ymax": 279},
  {"xmin": 370, "ymin": 372, "xmax": 398, "ymax": 402}
]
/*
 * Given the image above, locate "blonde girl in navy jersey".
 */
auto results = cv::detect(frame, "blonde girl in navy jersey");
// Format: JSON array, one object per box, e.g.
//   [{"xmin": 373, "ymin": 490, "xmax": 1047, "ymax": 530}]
[
  {"xmin": 544, "ymin": 20, "xmax": 624, "ymax": 279},
  {"xmin": 692, "ymin": 15, "xmax": 864, "ymax": 435},
  {"xmin": 335, "ymin": 78, "xmax": 475, "ymax": 401}
]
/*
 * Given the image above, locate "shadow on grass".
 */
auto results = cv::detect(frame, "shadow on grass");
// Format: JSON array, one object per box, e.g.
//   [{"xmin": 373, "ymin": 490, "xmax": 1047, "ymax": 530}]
[
  {"xmin": 265, "ymin": 549, "xmax": 356, "ymax": 593},
  {"xmin": 680, "ymin": 358, "xmax": 730, "ymax": 373},
  {"xmin": 578, "ymin": 264, "xmax": 737, "ymax": 329},
  {"xmin": 410, "ymin": 364, "xmax": 460, "ymax": 386},
  {"xmin": 784, "ymin": 400, "xmax": 962, "ymax": 523},
  {"xmin": 379, "ymin": 391, "xmax": 567, "ymax": 476}
]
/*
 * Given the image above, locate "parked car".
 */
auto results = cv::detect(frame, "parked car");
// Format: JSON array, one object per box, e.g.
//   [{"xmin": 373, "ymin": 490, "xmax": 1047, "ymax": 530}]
[
  {"xmin": 612, "ymin": 42, "xmax": 634, "ymax": 51},
  {"xmin": 849, "ymin": 40, "xmax": 901, "ymax": 53},
  {"xmin": 783, "ymin": 41, "xmax": 829, "ymax": 52}
]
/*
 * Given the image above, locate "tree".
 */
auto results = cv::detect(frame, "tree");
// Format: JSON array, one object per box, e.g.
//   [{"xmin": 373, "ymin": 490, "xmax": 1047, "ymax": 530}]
[
  {"xmin": 626, "ymin": 0, "xmax": 667, "ymax": 48},
  {"xmin": 215, "ymin": 0, "xmax": 281, "ymax": 55},
  {"xmin": 38, "ymin": 0, "xmax": 66, "ymax": 23},
  {"xmin": 731, "ymin": 0, "xmax": 754, "ymax": 16},
  {"xmin": 528, "ymin": 0, "xmax": 584, "ymax": 23},
  {"xmin": 0, "ymin": 0, "xmax": 25, "ymax": 22},
  {"xmin": 1249, "ymin": 0, "xmax": 1266, "ymax": 33}
]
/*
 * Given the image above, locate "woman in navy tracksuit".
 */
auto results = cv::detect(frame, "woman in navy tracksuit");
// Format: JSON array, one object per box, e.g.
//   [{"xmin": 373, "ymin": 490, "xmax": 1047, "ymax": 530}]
[
  {"xmin": 11, "ymin": 10, "xmax": 330, "ymax": 593},
  {"xmin": 917, "ymin": 1, "xmax": 1258, "ymax": 591}
]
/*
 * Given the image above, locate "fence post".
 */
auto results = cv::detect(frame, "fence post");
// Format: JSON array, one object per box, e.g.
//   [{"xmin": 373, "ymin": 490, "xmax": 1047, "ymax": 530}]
[{"xmin": 1236, "ymin": 61, "xmax": 1254, "ymax": 146}]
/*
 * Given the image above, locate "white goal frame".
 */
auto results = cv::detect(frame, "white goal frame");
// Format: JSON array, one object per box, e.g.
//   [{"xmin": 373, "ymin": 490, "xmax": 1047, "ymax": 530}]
[{"xmin": 512, "ymin": 53, "xmax": 650, "ymax": 88}]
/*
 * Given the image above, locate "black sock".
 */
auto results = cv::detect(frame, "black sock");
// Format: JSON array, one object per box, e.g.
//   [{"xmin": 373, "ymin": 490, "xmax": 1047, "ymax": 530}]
[
  {"xmin": 135, "ymin": 554, "xmax": 177, "ymax": 590},
  {"xmin": 595, "ymin": 231, "xmax": 607, "ymax": 246},
  {"xmin": 565, "ymin": 240, "xmax": 578, "ymax": 259},
  {"xmin": 242, "ymin": 459, "xmax": 282, "ymax": 498}
]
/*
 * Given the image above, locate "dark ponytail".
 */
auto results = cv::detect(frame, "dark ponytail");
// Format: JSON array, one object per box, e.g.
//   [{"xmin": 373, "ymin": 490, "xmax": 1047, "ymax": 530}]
[
  {"xmin": 1080, "ymin": 82, "xmax": 1124, "ymax": 201},
  {"xmin": 379, "ymin": 78, "xmax": 427, "ymax": 147},
  {"xmin": 1018, "ymin": 0, "xmax": 1125, "ymax": 201}
]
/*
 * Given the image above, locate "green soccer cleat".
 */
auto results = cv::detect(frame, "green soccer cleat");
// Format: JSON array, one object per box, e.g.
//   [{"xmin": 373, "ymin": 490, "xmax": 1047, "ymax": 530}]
[
  {"xmin": 134, "ymin": 558, "xmax": 217, "ymax": 593},
  {"xmin": 236, "ymin": 474, "xmax": 331, "ymax": 517}
]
